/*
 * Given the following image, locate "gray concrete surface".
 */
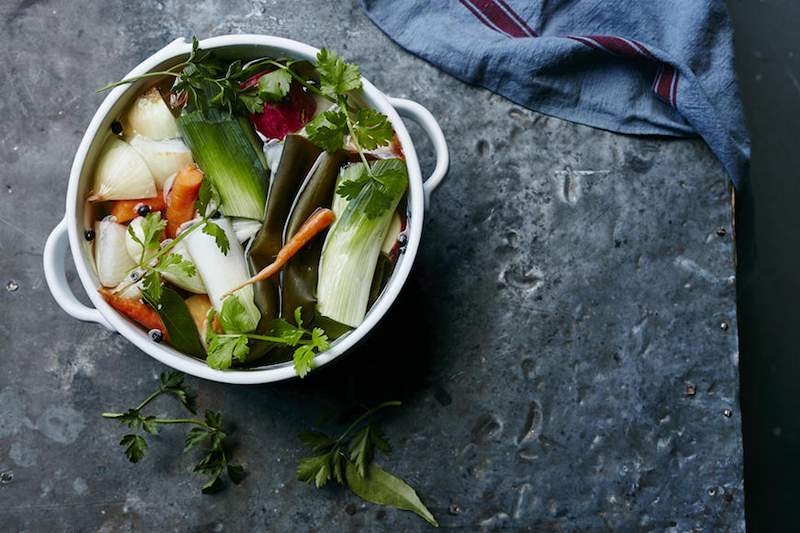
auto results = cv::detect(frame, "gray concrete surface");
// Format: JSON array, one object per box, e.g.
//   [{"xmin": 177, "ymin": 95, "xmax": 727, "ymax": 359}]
[{"xmin": 0, "ymin": 1, "xmax": 742, "ymax": 530}]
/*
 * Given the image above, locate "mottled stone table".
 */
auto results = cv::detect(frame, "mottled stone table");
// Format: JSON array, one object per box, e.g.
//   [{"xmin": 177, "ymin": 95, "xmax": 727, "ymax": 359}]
[{"xmin": 0, "ymin": 1, "xmax": 743, "ymax": 530}]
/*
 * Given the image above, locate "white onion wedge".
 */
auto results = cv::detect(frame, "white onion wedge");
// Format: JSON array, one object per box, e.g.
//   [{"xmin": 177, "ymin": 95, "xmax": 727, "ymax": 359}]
[
  {"xmin": 231, "ymin": 218, "xmax": 262, "ymax": 243},
  {"xmin": 129, "ymin": 135, "xmax": 193, "ymax": 187},
  {"xmin": 161, "ymin": 240, "xmax": 206, "ymax": 294},
  {"xmin": 183, "ymin": 218, "xmax": 260, "ymax": 332},
  {"xmin": 90, "ymin": 137, "xmax": 156, "ymax": 201},
  {"xmin": 124, "ymin": 88, "xmax": 180, "ymax": 140},
  {"xmin": 95, "ymin": 219, "xmax": 137, "ymax": 287},
  {"xmin": 113, "ymin": 279, "xmax": 143, "ymax": 300}
]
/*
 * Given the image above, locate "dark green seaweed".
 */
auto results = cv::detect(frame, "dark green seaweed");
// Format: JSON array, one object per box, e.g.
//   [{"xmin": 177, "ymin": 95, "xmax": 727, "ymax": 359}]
[
  {"xmin": 282, "ymin": 150, "xmax": 352, "ymax": 325},
  {"xmin": 246, "ymin": 135, "xmax": 321, "ymax": 362}
]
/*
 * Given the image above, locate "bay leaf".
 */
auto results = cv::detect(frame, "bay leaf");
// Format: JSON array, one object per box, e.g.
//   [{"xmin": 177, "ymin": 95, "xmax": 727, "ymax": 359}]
[{"xmin": 344, "ymin": 460, "xmax": 438, "ymax": 527}]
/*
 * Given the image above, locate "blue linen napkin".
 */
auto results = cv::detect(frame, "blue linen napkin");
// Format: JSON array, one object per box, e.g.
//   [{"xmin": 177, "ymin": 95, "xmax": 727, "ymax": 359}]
[{"xmin": 362, "ymin": 0, "xmax": 750, "ymax": 186}]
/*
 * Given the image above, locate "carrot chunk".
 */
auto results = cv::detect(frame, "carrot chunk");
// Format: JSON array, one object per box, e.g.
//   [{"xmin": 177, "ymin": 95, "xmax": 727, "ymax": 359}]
[
  {"xmin": 225, "ymin": 208, "xmax": 335, "ymax": 296},
  {"xmin": 109, "ymin": 190, "xmax": 166, "ymax": 223},
  {"xmin": 166, "ymin": 164, "xmax": 205, "ymax": 238},
  {"xmin": 99, "ymin": 288, "xmax": 170, "ymax": 341}
]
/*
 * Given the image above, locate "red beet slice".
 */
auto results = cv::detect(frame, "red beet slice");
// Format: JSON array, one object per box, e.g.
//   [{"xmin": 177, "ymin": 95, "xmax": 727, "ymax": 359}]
[{"xmin": 242, "ymin": 72, "xmax": 316, "ymax": 140}]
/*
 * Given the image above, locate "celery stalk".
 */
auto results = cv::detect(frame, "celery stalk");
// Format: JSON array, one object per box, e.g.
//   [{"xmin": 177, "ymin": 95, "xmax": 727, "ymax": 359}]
[
  {"xmin": 177, "ymin": 109, "xmax": 268, "ymax": 220},
  {"xmin": 316, "ymin": 160, "xmax": 408, "ymax": 327}
]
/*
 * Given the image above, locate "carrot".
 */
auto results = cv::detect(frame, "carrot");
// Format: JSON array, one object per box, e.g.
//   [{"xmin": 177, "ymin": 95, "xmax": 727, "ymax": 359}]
[
  {"xmin": 109, "ymin": 190, "xmax": 166, "ymax": 223},
  {"xmin": 166, "ymin": 164, "xmax": 205, "ymax": 238},
  {"xmin": 225, "ymin": 208, "xmax": 335, "ymax": 296},
  {"xmin": 99, "ymin": 288, "xmax": 170, "ymax": 341}
]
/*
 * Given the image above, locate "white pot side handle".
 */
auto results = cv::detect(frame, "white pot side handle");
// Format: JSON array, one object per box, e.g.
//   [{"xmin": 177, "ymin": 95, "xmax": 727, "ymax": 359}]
[
  {"xmin": 388, "ymin": 97, "xmax": 449, "ymax": 207},
  {"xmin": 43, "ymin": 218, "xmax": 114, "ymax": 331}
]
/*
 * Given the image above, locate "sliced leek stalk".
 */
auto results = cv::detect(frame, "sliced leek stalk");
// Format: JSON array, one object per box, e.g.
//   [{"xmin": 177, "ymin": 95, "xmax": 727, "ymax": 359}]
[
  {"xmin": 183, "ymin": 218, "xmax": 260, "ymax": 332},
  {"xmin": 177, "ymin": 109, "xmax": 268, "ymax": 220},
  {"xmin": 95, "ymin": 218, "xmax": 137, "ymax": 288},
  {"xmin": 317, "ymin": 159, "xmax": 408, "ymax": 328},
  {"xmin": 90, "ymin": 137, "xmax": 156, "ymax": 201},
  {"xmin": 124, "ymin": 88, "xmax": 180, "ymax": 140}
]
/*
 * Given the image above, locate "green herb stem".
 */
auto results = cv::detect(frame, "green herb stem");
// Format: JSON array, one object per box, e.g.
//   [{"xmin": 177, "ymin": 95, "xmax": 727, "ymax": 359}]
[
  {"xmin": 337, "ymin": 401, "xmax": 401, "ymax": 443},
  {"xmin": 151, "ymin": 418, "xmax": 213, "ymax": 429},
  {"xmin": 96, "ymin": 70, "xmax": 182, "ymax": 93},
  {"xmin": 338, "ymin": 96, "xmax": 372, "ymax": 173}
]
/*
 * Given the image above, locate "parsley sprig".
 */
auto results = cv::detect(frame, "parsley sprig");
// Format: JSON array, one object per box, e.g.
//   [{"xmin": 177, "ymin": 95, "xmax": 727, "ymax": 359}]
[
  {"xmin": 297, "ymin": 402, "xmax": 438, "ymax": 527},
  {"xmin": 102, "ymin": 372, "xmax": 244, "ymax": 493},
  {"xmin": 206, "ymin": 306, "xmax": 330, "ymax": 376},
  {"xmin": 115, "ymin": 180, "xmax": 229, "ymax": 303},
  {"xmin": 291, "ymin": 49, "xmax": 398, "ymax": 219}
]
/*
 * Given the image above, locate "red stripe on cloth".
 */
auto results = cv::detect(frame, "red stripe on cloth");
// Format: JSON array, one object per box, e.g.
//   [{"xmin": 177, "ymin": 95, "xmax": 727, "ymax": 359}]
[
  {"xmin": 628, "ymin": 39, "xmax": 655, "ymax": 59},
  {"xmin": 493, "ymin": 0, "xmax": 538, "ymax": 37},
  {"xmin": 459, "ymin": 0, "xmax": 512, "ymax": 37},
  {"xmin": 655, "ymin": 66, "xmax": 675, "ymax": 105},
  {"xmin": 669, "ymin": 70, "xmax": 680, "ymax": 106},
  {"xmin": 470, "ymin": 0, "xmax": 530, "ymax": 38},
  {"xmin": 585, "ymin": 35, "xmax": 645, "ymax": 57},
  {"xmin": 568, "ymin": 35, "xmax": 602, "ymax": 50}
]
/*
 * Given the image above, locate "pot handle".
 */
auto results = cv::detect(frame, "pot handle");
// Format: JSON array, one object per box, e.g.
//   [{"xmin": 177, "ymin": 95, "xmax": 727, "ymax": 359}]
[
  {"xmin": 388, "ymin": 97, "xmax": 449, "ymax": 207},
  {"xmin": 43, "ymin": 218, "xmax": 114, "ymax": 331}
]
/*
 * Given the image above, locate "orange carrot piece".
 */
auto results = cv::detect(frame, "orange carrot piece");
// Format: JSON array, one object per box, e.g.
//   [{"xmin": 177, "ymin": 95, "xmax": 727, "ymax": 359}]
[
  {"xmin": 166, "ymin": 164, "xmax": 205, "ymax": 238},
  {"xmin": 225, "ymin": 208, "xmax": 335, "ymax": 296},
  {"xmin": 109, "ymin": 190, "xmax": 166, "ymax": 223},
  {"xmin": 99, "ymin": 288, "xmax": 170, "ymax": 341}
]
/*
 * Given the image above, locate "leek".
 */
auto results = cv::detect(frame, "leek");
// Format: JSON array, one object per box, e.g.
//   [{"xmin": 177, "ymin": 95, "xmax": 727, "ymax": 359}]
[
  {"xmin": 183, "ymin": 218, "xmax": 260, "ymax": 333},
  {"xmin": 177, "ymin": 109, "xmax": 268, "ymax": 220},
  {"xmin": 316, "ymin": 160, "xmax": 408, "ymax": 327}
]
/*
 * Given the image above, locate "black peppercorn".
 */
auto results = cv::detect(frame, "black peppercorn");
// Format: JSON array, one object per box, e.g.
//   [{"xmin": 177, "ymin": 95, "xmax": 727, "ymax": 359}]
[
  {"xmin": 111, "ymin": 121, "xmax": 123, "ymax": 135},
  {"xmin": 84, "ymin": 229, "xmax": 95, "ymax": 241},
  {"xmin": 148, "ymin": 329, "xmax": 164, "ymax": 343},
  {"xmin": 137, "ymin": 204, "xmax": 151, "ymax": 217}
]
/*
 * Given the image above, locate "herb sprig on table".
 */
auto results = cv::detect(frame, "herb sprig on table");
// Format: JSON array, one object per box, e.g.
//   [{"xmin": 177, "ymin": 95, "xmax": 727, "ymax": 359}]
[
  {"xmin": 103, "ymin": 374, "xmax": 437, "ymax": 526},
  {"xmin": 297, "ymin": 401, "xmax": 439, "ymax": 527},
  {"xmin": 102, "ymin": 371, "xmax": 244, "ymax": 494}
]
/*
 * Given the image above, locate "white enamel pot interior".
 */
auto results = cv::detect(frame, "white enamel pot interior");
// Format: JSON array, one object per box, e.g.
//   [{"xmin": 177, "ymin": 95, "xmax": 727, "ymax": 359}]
[{"xmin": 42, "ymin": 35, "xmax": 449, "ymax": 384}]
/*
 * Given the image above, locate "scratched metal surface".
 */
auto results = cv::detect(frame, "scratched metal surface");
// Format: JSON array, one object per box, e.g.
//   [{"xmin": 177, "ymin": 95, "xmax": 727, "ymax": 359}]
[{"xmin": 0, "ymin": 1, "xmax": 743, "ymax": 531}]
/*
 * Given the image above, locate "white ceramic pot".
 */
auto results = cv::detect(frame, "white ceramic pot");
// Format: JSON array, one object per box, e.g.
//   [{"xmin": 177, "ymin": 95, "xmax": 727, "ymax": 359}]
[{"xmin": 42, "ymin": 35, "xmax": 448, "ymax": 384}]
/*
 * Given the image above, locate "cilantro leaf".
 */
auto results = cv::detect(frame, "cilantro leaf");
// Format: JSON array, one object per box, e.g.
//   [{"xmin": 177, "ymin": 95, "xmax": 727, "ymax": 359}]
[
  {"xmin": 184, "ymin": 427, "xmax": 210, "ymax": 451},
  {"xmin": 219, "ymin": 294, "xmax": 252, "ymax": 333},
  {"xmin": 120, "ymin": 434, "xmax": 148, "ymax": 463},
  {"xmin": 352, "ymin": 108, "xmax": 393, "ymax": 150},
  {"xmin": 258, "ymin": 69, "xmax": 293, "ymax": 102},
  {"xmin": 239, "ymin": 90, "xmax": 265, "ymax": 114},
  {"xmin": 195, "ymin": 179, "xmax": 214, "ymax": 218},
  {"xmin": 155, "ymin": 253, "xmax": 197, "ymax": 279},
  {"xmin": 206, "ymin": 334, "xmax": 249, "ymax": 370},
  {"xmin": 293, "ymin": 345, "xmax": 317, "ymax": 378},
  {"xmin": 298, "ymin": 430, "xmax": 336, "ymax": 453},
  {"xmin": 141, "ymin": 271, "xmax": 163, "ymax": 305},
  {"xmin": 336, "ymin": 159, "xmax": 408, "ymax": 219},
  {"xmin": 305, "ymin": 110, "xmax": 349, "ymax": 152},
  {"xmin": 139, "ymin": 212, "xmax": 167, "ymax": 252},
  {"xmin": 316, "ymin": 49, "xmax": 361, "ymax": 99},
  {"xmin": 227, "ymin": 464, "xmax": 246, "ymax": 485},
  {"xmin": 159, "ymin": 371, "xmax": 197, "ymax": 414},
  {"xmin": 348, "ymin": 426, "xmax": 374, "ymax": 478},
  {"xmin": 297, "ymin": 449, "xmax": 340, "ymax": 488},
  {"xmin": 202, "ymin": 221, "xmax": 230, "ymax": 255}
]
